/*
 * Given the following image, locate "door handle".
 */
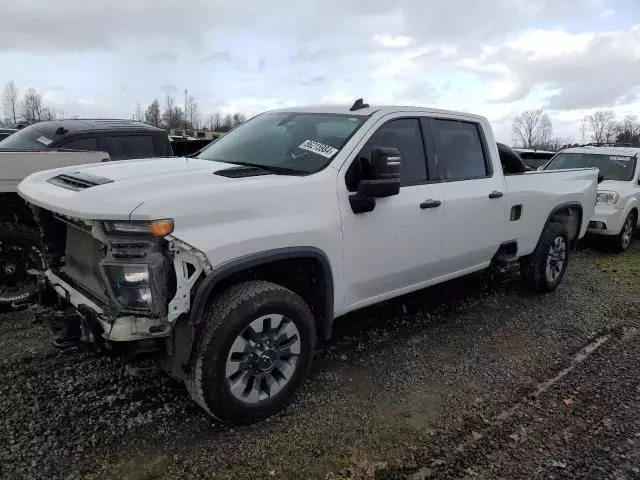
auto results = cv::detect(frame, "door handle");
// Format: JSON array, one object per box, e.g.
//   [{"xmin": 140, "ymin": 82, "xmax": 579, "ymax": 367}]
[
  {"xmin": 420, "ymin": 199, "xmax": 441, "ymax": 209},
  {"xmin": 488, "ymin": 191, "xmax": 504, "ymax": 199}
]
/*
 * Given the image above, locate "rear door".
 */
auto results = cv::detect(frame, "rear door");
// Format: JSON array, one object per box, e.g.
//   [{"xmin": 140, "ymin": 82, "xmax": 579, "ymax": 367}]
[{"xmin": 422, "ymin": 117, "xmax": 506, "ymax": 273}]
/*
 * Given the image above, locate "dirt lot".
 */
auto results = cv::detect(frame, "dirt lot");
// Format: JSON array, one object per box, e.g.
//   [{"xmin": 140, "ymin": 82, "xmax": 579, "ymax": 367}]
[{"xmin": 1, "ymin": 241, "xmax": 639, "ymax": 480}]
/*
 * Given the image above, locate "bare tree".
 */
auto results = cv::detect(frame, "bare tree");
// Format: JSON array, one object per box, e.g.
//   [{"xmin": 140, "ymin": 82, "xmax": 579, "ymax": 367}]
[
  {"xmin": 615, "ymin": 115, "xmax": 640, "ymax": 144},
  {"xmin": 134, "ymin": 102, "xmax": 145, "ymax": 122},
  {"xmin": 145, "ymin": 99, "xmax": 161, "ymax": 127},
  {"xmin": 21, "ymin": 87, "xmax": 45, "ymax": 124},
  {"xmin": 185, "ymin": 95, "xmax": 200, "ymax": 129},
  {"xmin": 231, "ymin": 112, "xmax": 247, "ymax": 127},
  {"xmin": 207, "ymin": 112, "xmax": 222, "ymax": 131},
  {"xmin": 221, "ymin": 113, "xmax": 234, "ymax": 132},
  {"xmin": 512, "ymin": 109, "xmax": 553, "ymax": 149},
  {"xmin": 2, "ymin": 81, "xmax": 19, "ymax": 124},
  {"xmin": 584, "ymin": 110, "xmax": 616, "ymax": 143},
  {"xmin": 163, "ymin": 94, "xmax": 176, "ymax": 130}
]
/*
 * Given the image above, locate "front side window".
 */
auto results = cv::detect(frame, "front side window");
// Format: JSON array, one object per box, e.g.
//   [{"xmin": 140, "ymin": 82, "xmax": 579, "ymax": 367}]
[
  {"xmin": 427, "ymin": 119, "xmax": 489, "ymax": 182},
  {"xmin": 544, "ymin": 153, "xmax": 637, "ymax": 181},
  {"xmin": 347, "ymin": 118, "xmax": 427, "ymax": 190},
  {"xmin": 196, "ymin": 112, "xmax": 367, "ymax": 174}
]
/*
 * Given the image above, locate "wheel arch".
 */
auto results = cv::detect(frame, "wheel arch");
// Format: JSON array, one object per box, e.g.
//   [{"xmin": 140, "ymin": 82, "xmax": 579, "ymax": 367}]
[
  {"xmin": 546, "ymin": 201, "xmax": 583, "ymax": 245},
  {"xmin": 188, "ymin": 247, "xmax": 335, "ymax": 339}
]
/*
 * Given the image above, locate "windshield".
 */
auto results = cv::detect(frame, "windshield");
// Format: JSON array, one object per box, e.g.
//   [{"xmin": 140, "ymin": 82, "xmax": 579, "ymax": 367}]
[
  {"xmin": 544, "ymin": 152, "xmax": 637, "ymax": 181},
  {"xmin": 196, "ymin": 112, "xmax": 367, "ymax": 174},
  {"xmin": 0, "ymin": 125, "xmax": 53, "ymax": 150}
]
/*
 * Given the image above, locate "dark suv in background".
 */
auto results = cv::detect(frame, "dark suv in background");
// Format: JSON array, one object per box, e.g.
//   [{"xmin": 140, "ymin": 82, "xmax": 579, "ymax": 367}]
[{"xmin": 0, "ymin": 119, "xmax": 173, "ymax": 159}]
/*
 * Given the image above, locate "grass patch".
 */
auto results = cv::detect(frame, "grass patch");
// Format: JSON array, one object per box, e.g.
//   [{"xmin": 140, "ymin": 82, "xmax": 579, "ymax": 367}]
[{"xmin": 595, "ymin": 249, "xmax": 640, "ymax": 284}]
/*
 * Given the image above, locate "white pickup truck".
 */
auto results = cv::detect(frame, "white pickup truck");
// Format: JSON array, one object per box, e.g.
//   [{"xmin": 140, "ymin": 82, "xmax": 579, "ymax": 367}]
[{"xmin": 18, "ymin": 102, "xmax": 599, "ymax": 424}]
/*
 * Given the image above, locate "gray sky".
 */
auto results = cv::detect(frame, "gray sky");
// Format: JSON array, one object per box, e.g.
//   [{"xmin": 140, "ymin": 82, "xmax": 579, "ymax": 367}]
[{"xmin": 1, "ymin": 0, "xmax": 639, "ymax": 142}]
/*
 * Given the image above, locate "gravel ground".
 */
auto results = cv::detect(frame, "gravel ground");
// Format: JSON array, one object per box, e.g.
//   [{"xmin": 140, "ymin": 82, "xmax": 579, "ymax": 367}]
[{"xmin": 1, "ymin": 241, "xmax": 639, "ymax": 480}]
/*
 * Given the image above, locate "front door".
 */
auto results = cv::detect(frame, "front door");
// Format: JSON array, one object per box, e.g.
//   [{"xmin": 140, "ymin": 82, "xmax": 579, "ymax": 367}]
[{"xmin": 338, "ymin": 116, "xmax": 444, "ymax": 309}]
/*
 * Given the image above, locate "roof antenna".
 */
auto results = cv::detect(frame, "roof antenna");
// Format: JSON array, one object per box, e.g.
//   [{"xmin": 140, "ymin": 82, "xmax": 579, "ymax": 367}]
[{"xmin": 350, "ymin": 98, "xmax": 369, "ymax": 111}]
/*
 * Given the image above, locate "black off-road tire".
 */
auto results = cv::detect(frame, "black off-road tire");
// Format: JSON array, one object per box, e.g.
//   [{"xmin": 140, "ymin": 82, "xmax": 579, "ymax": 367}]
[
  {"xmin": 520, "ymin": 222, "xmax": 570, "ymax": 293},
  {"xmin": 610, "ymin": 211, "xmax": 636, "ymax": 253},
  {"xmin": 0, "ymin": 222, "xmax": 44, "ymax": 308},
  {"xmin": 184, "ymin": 280, "xmax": 316, "ymax": 425}
]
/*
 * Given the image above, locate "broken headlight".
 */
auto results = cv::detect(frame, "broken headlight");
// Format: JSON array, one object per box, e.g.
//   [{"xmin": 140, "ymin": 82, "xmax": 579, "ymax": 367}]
[
  {"xmin": 102, "ymin": 264, "xmax": 153, "ymax": 309},
  {"xmin": 102, "ymin": 219, "xmax": 174, "ymax": 238}
]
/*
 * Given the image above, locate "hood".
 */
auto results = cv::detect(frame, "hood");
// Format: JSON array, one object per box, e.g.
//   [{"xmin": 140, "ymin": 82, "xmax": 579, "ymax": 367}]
[{"xmin": 17, "ymin": 156, "xmax": 283, "ymax": 220}]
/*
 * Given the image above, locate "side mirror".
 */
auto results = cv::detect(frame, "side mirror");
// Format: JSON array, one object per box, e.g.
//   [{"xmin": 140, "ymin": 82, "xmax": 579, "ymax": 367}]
[{"xmin": 357, "ymin": 147, "xmax": 401, "ymax": 198}]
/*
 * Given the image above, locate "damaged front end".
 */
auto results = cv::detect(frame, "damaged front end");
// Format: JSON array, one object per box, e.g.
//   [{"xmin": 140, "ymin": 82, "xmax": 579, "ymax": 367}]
[{"xmin": 32, "ymin": 207, "xmax": 209, "ymax": 355}]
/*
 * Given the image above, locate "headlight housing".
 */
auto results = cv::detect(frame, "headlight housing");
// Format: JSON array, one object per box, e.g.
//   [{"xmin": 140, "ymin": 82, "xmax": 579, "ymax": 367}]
[
  {"xmin": 102, "ymin": 219, "xmax": 174, "ymax": 237},
  {"xmin": 102, "ymin": 264, "xmax": 153, "ymax": 309},
  {"xmin": 596, "ymin": 191, "xmax": 619, "ymax": 205}
]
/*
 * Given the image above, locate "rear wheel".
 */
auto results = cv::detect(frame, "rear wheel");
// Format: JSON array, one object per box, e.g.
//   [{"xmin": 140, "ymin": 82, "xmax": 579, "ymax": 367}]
[
  {"xmin": 520, "ymin": 222, "xmax": 570, "ymax": 293},
  {"xmin": 0, "ymin": 222, "xmax": 44, "ymax": 308},
  {"xmin": 185, "ymin": 280, "xmax": 316, "ymax": 424},
  {"xmin": 610, "ymin": 211, "xmax": 636, "ymax": 253}
]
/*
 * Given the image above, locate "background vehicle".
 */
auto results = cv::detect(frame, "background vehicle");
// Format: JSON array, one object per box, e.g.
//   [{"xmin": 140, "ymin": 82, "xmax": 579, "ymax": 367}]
[
  {"xmin": 0, "ymin": 127, "xmax": 18, "ymax": 141},
  {"xmin": 543, "ymin": 145, "xmax": 640, "ymax": 251},
  {"xmin": 169, "ymin": 135, "xmax": 215, "ymax": 156},
  {"xmin": 513, "ymin": 148, "xmax": 556, "ymax": 170},
  {"xmin": 18, "ymin": 102, "xmax": 598, "ymax": 424},
  {"xmin": 0, "ymin": 119, "xmax": 173, "ymax": 307}
]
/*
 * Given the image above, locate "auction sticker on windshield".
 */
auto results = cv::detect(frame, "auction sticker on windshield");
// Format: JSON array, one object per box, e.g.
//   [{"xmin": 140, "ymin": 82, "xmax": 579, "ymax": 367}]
[
  {"xmin": 298, "ymin": 139, "xmax": 339, "ymax": 159},
  {"xmin": 610, "ymin": 156, "xmax": 631, "ymax": 161},
  {"xmin": 36, "ymin": 136, "xmax": 52, "ymax": 145}
]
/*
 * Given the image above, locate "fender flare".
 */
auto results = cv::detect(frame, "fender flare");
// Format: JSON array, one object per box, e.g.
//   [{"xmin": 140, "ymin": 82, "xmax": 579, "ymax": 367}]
[
  {"xmin": 188, "ymin": 246, "xmax": 335, "ymax": 338},
  {"xmin": 545, "ymin": 201, "xmax": 583, "ymax": 243}
]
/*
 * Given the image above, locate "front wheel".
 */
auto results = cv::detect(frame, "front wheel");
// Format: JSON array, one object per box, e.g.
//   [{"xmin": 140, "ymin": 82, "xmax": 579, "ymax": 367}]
[
  {"xmin": 520, "ymin": 222, "xmax": 570, "ymax": 293},
  {"xmin": 0, "ymin": 222, "xmax": 44, "ymax": 308},
  {"xmin": 185, "ymin": 280, "xmax": 316, "ymax": 424},
  {"xmin": 610, "ymin": 212, "xmax": 636, "ymax": 253}
]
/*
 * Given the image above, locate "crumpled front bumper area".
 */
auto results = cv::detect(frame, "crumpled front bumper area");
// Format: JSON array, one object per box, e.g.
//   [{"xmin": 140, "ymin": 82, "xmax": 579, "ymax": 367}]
[{"xmin": 45, "ymin": 270, "xmax": 171, "ymax": 343}]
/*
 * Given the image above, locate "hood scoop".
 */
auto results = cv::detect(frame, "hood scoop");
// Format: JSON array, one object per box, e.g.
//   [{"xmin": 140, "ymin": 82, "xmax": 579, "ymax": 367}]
[
  {"xmin": 47, "ymin": 172, "xmax": 114, "ymax": 191},
  {"xmin": 214, "ymin": 166, "xmax": 271, "ymax": 178}
]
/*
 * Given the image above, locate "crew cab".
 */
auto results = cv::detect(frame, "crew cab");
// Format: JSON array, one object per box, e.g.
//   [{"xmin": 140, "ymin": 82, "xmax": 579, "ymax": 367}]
[
  {"xmin": 543, "ymin": 145, "xmax": 640, "ymax": 251},
  {"xmin": 18, "ymin": 102, "xmax": 599, "ymax": 424},
  {"xmin": 0, "ymin": 119, "xmax": 173, "ymax": 306}
]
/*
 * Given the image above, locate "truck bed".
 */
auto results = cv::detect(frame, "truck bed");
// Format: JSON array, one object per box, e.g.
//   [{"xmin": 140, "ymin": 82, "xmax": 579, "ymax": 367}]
[{"xmin": 504, "ymin": 168, "xmax": 599, "ymax": 256}]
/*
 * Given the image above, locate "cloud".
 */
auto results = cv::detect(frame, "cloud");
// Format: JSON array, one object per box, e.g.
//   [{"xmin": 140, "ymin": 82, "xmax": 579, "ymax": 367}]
[
  {"xmin": 372, "ymin": 34, "xmax": 413, "ymax": 48},
  {"xmin": 201, "ymin": 50, "xmax": 232, "ymax": 63},
  {"xmin": 481, "ymin": 26, "xmax": 640, "ymax": 110},
  {"xmin": 601, "ymin": 8, "xmax": 615, "ymax": 16},
  {"xmin": 147, "ymin": 51, "xmax": 178, "ymax": 62},
  {"xmin": 159, "ymin": 84, "xmax": 178, "ymax": 95},
  {"xmin": 0, "ymin": 0, "xmax": 599, "ymax": 53}
]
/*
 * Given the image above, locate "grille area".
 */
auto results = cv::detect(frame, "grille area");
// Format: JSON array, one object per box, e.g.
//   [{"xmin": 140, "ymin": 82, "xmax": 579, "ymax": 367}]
[
  {"xmin": 47, "ymin": 172, "xmax": 114, "ymax": 191},
  {"xmin": 60, "ymin": 224, "xmax": 109, "ymax": 303}
]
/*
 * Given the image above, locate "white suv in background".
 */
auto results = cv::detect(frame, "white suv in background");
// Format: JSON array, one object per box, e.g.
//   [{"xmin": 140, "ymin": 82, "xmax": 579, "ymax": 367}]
[{"xmin": 543, "ymin": 146, "xmax": 640, "ymax": 251}]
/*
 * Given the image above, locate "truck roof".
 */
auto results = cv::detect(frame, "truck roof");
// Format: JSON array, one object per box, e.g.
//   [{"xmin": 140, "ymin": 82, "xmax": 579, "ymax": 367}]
[
  {"xmin": 268, "ymin": 104, "xmax": 488, "ymax": 123},
  {"xmin": 561, "ymin": 145, "xmax": 640, "ymax": 157}
]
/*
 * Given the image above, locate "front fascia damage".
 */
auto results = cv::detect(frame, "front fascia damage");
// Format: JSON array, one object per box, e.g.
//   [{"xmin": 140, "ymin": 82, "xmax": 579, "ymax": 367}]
[{"xmin": 41, "ymin": 211, "xmax": 211, "ymax": 344}]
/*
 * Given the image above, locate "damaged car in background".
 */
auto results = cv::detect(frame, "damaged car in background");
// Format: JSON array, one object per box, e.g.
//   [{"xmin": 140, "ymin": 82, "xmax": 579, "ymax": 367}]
[{"xmin": 18, "ymin": 101, "xmax": 599, "ymax": 424}]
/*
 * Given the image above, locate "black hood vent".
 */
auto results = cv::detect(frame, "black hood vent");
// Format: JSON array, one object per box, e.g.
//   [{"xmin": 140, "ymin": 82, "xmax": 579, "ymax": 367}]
[
  {"xmin": 214, "ymin": 166, "xmax": 271, "ymax": 178},
  {"xmin": 48, "ymin": 172, "xmax": 114, "ymax": 191}
]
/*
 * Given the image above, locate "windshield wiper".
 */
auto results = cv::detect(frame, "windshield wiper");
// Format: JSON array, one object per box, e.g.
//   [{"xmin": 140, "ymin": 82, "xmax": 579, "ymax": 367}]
[{"xmin": 201, "ymin": 159, "xmax": 306, "ymax": 176}]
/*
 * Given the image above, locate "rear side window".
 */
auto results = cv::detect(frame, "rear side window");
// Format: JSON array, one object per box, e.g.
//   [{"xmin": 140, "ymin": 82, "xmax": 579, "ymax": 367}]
[
  {"xmin": 99, "ymin": 135, "xmax": 155, "ymax": 161},
  {"xmin": 426, "ymin": 119, "xmax": 489, "ymax": 182},
  {"xmin": 60, "ymin": 137, "xmax": 98, "ymax": 151}
]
